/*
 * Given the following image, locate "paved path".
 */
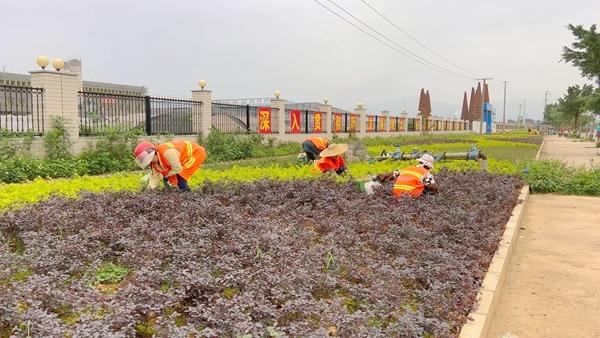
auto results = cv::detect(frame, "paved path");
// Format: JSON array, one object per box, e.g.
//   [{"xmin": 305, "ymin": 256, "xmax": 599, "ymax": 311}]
[
  {"xmin": 489, "ymin": 137, "xmax": 600, "ymax": 338},
  {"xmin": 540, "ymin": 136, "xmax": 599, "ymax": 167}
]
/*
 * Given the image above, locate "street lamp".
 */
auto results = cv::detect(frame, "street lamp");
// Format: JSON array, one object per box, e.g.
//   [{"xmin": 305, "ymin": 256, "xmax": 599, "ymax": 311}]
[
  {"xmin": 36, "ymin": 56, "xmax": 49, "ymax": 70},
  {"xmin": 198, "ymin": 80, "xmax": 207, "ymax": 90},
  {"xmin": 52, "ymin": 58, "xmax": 64, "ymax": 72},
  {"xmin": 274, "ymin": 90, "xmax": 281, "ymax": 99}
]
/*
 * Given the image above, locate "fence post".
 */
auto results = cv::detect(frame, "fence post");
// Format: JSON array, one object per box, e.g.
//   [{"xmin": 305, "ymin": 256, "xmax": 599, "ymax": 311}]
[
  {"xmin": 191, "ymin": 86, "xmax": 212, "ymax": 137},
  {"xmin": 245, "ymin": 105, "xmax": 250, "ymax": 134},
  {"xmin": 400, "ymin": 111, "xmax": 408, "ymax": 132},
  {"xmin": 381, "ymin": 110, "xmax": 390, "ymax": 133},
  {"xmin": 144, "ymin": 95, "xmax": 152, "ymax": 135},
  {"xmin": 320, "ymin": 101, "xmax": 332, "ymax": 136},
  {"xmin": 29, "ymin": 65, "xmax": 81, "ymax": 147},
  {"xmin": 304, "ymin": 110, "xmax": 309, "ymax": 133},
  {"xmin": 270, "ymin": 96, "xmax": 286, "ymax": 137},
  {"xmin": 355, "ymin": 103, "xmax": 367, "ymax": 138}
]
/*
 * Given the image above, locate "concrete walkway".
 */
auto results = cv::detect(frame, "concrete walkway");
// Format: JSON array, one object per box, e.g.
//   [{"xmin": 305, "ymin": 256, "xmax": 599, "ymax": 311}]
[
  {"xmin": 489, "ymin": 136, "xmax": 600, "ymax": 338},
  {"xmin": 539, "ymin": 136, "xmax": 599, "ymax": 167}
]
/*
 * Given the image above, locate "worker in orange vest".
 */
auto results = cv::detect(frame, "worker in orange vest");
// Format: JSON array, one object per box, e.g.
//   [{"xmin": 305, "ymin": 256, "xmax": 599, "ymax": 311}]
[
  {"xmin": 376, "ymin": 154, "xmax": 438, "ymax": 198},
  {"xmin": 314, "ymin": 143, "xmax": 348, "ymax": 175},
  {"xmin": 133, "ymin": 139, "xmax": 206, "ymax": 191},
  {"xmin": 301, "ymin": 136, "xmax": 330, "ymax": 162}
]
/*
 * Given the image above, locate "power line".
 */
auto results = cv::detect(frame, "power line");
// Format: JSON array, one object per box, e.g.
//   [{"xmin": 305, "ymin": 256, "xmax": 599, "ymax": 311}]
[
  {"xmin": 323, "ymin": 0, "xmax": 473, "ymax": 79},
  {"xmin": 359, "ymin": 0, "xmax": 480, "ymax": 78},
  {"xmin": 310, "ymin": 0, "xmax": 475, "ymax": 80}
]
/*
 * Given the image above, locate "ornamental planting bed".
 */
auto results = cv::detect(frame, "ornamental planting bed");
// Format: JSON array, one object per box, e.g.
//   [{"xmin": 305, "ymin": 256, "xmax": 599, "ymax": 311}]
[{"xmin": 0, "ymin": 171, "xmax": 522, "ymax": 337}]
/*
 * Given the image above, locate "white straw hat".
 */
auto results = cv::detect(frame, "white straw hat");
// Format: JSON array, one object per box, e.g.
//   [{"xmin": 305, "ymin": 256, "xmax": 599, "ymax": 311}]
[
  {"xmin": 417, "ymin": 154, "xmax": 435, "ymax": 169},
  {"xmin": 319, "ymin": 143, "xmax": 349, "ymax": 157}
]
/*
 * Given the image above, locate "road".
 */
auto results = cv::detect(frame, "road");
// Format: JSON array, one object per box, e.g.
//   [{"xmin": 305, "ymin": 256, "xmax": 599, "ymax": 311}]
[{"xmin": 488, "ymin": 136, "xmax": 600, "ymax": 338}]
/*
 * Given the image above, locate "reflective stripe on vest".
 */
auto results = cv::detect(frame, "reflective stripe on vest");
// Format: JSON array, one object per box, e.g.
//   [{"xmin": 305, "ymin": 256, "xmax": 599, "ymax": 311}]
[
  {"xmin": 393, "ymin": 184, "xmax": 415, "ymax": 191},
  {"xmin": 399, "ymin": 169, "xmax": 424, "ymax": 180}
]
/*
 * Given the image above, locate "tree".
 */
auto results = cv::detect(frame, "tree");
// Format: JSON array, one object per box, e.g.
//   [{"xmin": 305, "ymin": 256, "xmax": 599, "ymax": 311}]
[
  {"xmin": 557, "ymin": 84, "xmax": 594, "ymax": 129},
  {"xmin": 562, "ymin": 24, "xmax": 600, "ymax": 86}
]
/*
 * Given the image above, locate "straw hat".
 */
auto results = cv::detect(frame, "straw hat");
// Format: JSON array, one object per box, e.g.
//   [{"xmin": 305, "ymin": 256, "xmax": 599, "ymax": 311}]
[
  {"xmin": 417, "ymin": 154, "xmax": 435, "ymax": 169},
  {"xmin": 320, "ymin": 143, "xmax": 349, "ymax": 157}
]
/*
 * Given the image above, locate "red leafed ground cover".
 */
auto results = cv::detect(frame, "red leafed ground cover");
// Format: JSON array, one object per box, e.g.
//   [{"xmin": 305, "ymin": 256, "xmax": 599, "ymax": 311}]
[{"xmin": 0, "ymin": 171, "xmax": 522, "ymax": 337}]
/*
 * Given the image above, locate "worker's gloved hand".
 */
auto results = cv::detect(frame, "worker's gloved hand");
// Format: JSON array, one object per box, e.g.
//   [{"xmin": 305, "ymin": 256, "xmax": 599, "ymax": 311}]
[
  {"xmin": 163, "ymin": 178, "xmax": 175, "ymax": 189},
  {"xmin": 140, "ymin": 173, "xmax": 150, "ymax": 190},
  {"xmin": 335, "ymin": 166, "xmax": 347, "ymax": 175},
  {"xmin": 375, "ymin": 172, "xmax": 396, "ymax": 182}
]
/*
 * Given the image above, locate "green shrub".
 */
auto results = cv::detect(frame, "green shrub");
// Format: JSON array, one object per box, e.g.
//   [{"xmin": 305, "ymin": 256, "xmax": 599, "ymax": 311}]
[
  {"xmin": 565, "ymin": 167, "xmax": 600, "ymax": 195},
  {"xmin": 43, "ymin": 117, "xmax": 72, "ymax": 160},
  {"xmin": 0, "ymin": 131, "xmax": 33, "ymax": 161},
  {"xmin": 522, "ymin": 160, "xmax": 568, "ymax": 193},
  {"xmin": 204, "ymin": 129, "xmax": 256, "ymax": 162},
  {"xmin": 79, "ymin": 128, "xmax": 141, "ymax": 174}
]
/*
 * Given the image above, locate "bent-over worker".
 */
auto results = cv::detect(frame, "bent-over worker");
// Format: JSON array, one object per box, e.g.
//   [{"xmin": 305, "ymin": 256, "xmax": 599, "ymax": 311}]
[
  {"xmin": 376, "ymin": 154, "xmax": 438, "ymax": 198},
  {"xmin": 314, "ymin": 143, "xmax": 348, "ymax": 175},
  {"xmin": 302, "ymin": 136, "xmax": 330, "ymax": 162},
  {"xmin": 134, "ymin": 139, "xmax": 206, "ymax": 191}
]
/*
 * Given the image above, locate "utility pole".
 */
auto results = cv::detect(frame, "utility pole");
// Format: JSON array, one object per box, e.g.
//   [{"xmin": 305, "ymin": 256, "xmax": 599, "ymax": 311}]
[
  {"xmin": 477, "ymin": 77, "xmax": 493, "ymax": 134},
  {"xmin": 502, "ymin": 81, "xmax": 508, "ymax": 124},
  {"xmin": 518, "ymin": 103, "xmax": 522, "ymax": 128},
  {"xmin": 522, "ymin": 99, "xmax": 527, "ymax": 128},
  {"xmin": 543, "ymin": 91, "xmax": 550, "ymax": 123}
]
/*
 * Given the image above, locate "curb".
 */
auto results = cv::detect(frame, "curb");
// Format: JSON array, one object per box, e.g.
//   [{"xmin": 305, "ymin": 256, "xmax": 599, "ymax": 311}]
[
  {"xmin": 458, "ymin": 185, "xmax": 530, "ymax": 338},
  {"xmin": 535, "ymin": 139, "xmax": 545, "ymax": 160}
]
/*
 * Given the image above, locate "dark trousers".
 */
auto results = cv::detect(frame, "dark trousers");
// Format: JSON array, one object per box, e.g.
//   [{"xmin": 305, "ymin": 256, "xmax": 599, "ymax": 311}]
[
  {"xmin": 302, "ymin": 140, "xmax": 321, "ymax": 161},
  {"xmin": 163, "ymin": 174, "xmax": 190, "ymax": 191}
]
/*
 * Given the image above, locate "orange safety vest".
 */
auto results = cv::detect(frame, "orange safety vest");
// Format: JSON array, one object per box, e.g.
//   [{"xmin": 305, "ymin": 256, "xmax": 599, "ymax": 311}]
[
  {"xmin": 153, "ymin": 140, "xmax": 206, "ymax": 184},
  {"xmin": 314, "ymin": 155, "xmax": 345, "ymax": 173},
  {"xmin": 393, "ymin": 166, "xmax": 430, "ymax": 198},
  {"xmin": 306, "ymin": 136, "xmax": 329, "ymax": 151}
]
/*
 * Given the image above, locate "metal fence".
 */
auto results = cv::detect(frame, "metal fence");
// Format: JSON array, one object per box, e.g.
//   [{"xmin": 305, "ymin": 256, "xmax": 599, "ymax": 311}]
[
  {"xmin": 211, "ymin": 103, "xmax": 279, "ymax": 134},
  {"xmin": 211, "ymin": 103, "xmax": 254, "ymax": 133},
  {"xmin": 79, "ymin": 91, "xmax": 202, "ymax": 136},
  {"xmin": 407, "ymin": 117, "xmax": 416, "ymax": 132},
  {"xmin": 0, "ymin": 85, "xmax": 44, "ymax": 135}
]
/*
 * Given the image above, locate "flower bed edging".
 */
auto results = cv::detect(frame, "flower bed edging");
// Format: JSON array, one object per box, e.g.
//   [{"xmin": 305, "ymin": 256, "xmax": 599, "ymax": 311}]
[
  {"xmin": 458, "ymin": 185, "xmax": 530, "ymax": 338},
  {"xmin": 535, "ymin": 138, "xmax": 545, "ymax": 160}
]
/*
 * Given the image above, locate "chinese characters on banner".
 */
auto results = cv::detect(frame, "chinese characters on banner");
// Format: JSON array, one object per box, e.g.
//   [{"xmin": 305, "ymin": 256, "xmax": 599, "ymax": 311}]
[
  {"xmin": 389, "ymin": 117, "xmax": 397, "ymax": 132},
  {"xmin": 289, "ymin": 109, "xmax": 301, "ymax": 134},
  {"xmin": 258, "ymin": 107, "xmax": 272, "ymax": 134},
  {"xmin": 378, "ymin": 117, "xmax": 386, "ymax": 131},
  {"xmin": 367, "ymin": 116, "xmax": 375, "ymax": 132},
  {"xmin": 399, "ymin": 117, "xmax": 405, "ymax": 131},
  {"xmin": 349, "ymin": 114, "xmax": 357, "ymax": 132},
  {"xmin": 313, "ymin": 112, "xmax": 323, "ymax": 133},
  {"xmin": 334, "ymin": 113, "xmax": 343, "ymax": 133}
]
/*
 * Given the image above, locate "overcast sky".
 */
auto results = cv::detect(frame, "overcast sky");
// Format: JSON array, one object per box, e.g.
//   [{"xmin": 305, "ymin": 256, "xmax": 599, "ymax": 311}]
[{"xmin": 2, "ymin": 0, "xmax": 599, "ymax": 120}]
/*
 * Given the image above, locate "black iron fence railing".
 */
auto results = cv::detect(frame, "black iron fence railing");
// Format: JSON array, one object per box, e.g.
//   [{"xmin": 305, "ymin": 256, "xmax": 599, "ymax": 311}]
[
  {"xmin": 78, "ymin": 92, "xmax": 202, "ymax": 136},
  {"xmin": 211, "ymin": 103, "xmax": 252, "ymax": 133},
  {"xmin": 0, "ymin": 85, "xmax": 44, "ymax": 135},
  {"xmin": 407, "ymin": 118, "xmax": 416, "ymax": 132},
  {"xmin": 211, "ymin": 103, "xmax": 280, "ymax": 134}
]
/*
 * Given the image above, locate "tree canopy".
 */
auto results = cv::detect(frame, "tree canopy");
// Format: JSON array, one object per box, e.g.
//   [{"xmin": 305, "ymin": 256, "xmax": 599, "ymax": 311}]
[{"xmin": 562, "ymin": 24, "xmax": 600, "ymax": 86}]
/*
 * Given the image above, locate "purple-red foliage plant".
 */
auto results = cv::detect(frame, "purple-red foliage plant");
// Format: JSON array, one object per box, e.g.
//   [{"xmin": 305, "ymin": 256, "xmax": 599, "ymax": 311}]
[{"xmin": 0, "ymin": 170, "xmax": 522, "ymax": 337}]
